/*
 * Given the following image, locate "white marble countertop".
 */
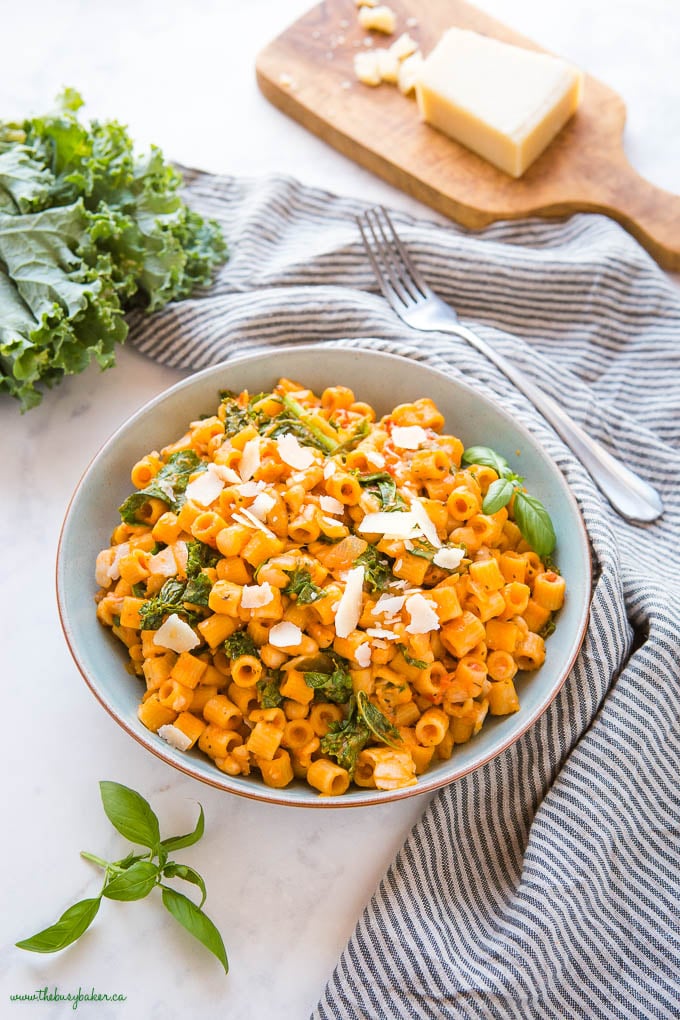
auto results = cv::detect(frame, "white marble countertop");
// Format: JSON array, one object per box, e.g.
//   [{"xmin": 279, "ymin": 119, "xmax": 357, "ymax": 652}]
[{"xmin": 1, "ymin": 2, "xmax": 678, "ymax": 1018}]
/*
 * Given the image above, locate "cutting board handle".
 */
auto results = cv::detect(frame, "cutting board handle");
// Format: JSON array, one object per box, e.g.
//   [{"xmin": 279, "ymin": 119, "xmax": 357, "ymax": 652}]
[{"xmin": 587, "ymin": 155, "xmax": 680, "ymax": 270}]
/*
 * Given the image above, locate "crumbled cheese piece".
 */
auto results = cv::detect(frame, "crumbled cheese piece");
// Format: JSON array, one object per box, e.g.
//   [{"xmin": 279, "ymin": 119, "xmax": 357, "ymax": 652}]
[
  {"xmin": 157, "ymin": 724, "xmax": 193, "ymax": 752},
  {"xmin": 433, "ymin": 547, "xmax": 465, "ymax": 570},
  {"xmin": 358, "ymin": 4, "xmax": 396, "ymax": 33},
  {"xmin": 148, "ymin": 545, "xmax": 179, "ymax": 577},
  {"xmin": 398, "ymin": 51, "xmax": 423, "ymax": 97},
  {"xmin": 390, "ymin": 32, "xmax": 418, "ymax": 61},
  {"xmin": 335, "ymin": 565, "xmax": 366, "ymax": 638},
  {"xmin": 269, "ymin": 621, "xmax": 303, "ymax": 648},
  {"xmin": 239, "ymin": 438, "xmax": 261, "ymax": 482},
  {"xmin": 153, "ymin": 613, "xmax": 200, "ymax": 653},
  {"xmin": 322, "ymin": 515, "xmax": 345, "ymax": 528},
  {"xmin": 366, "ymin": 627, "xmax": 400, "ymax": 640},
  {"xmin": 411, "ymin": 499, "xmax": 442, "ymax": 548},
  {"xmin": 237, "ymin": 480, "xmax": 264, "ymax": 498},
  {"xmin": 389, "ymin": 579, "xmax": 408, "ymax": 590},
  {"xmin": 358, "ymin": 510, "xmax": 420, "ymax": 539},
  {"xmin": 213, "ymin": 464, "xmax": 242, "ymax": 485},
  {"xmin": 372, "ymin": 594, "xmax": 406, "ymax": 616},
  {"xmin": 355, "ymin": 643, "xmax": 372, "ymax": 668},
  {"xmin": 96, "ymin": 543, "xmax": 131, "ymax": 586},
  {"xmin": 232, "ymin": 507, "xmax": 277, "ymax": 537},
  {"xmin": 365, "ymin": 449, "xmax": 385, "ymax": 469},
  {"xmin": 241, "ymin": 582, "xmax": 274, "ymax": 609},
  {"xmin": 250, "ymin": 491, "xmax": 277, "ymax": 521},
  {"xmin": 320, "ymin": 495, "xmax": 344, "ymax": 515},
  {"xmin": 376, "ymin": 48, "xmax": 399, "ymax": 84},
  {"xmin": 277, "ymin": 433, "xmax": 315, "ymax": 470},
  {"xmin": 405, "ymin": 594, "xmax": 440, "ymax": 634},
  {"xmin": 391, "ymin": 425, "xmax": 428, "ymax": 450},
  {"xmin": 185, "ymin": 464, "xmax": 225, "ymax": 507},
  {"xmin": 354, "ymin": 50, "xmax": 382, "ymax": 86}
]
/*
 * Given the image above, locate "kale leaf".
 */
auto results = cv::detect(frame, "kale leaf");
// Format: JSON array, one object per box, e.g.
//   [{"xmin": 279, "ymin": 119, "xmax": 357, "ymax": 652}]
[
  {"xmin": 283, "ymin": 568, "xmax": 325, "ymax": 605},
  {"xmin": 256, "ymin": 672, "xmax": 283, "ymax": 709},
  {"xmin": 304, "ymin": 654, "xmax": 353, "ymax": 704},
  {"xmin": 118, "ymin": 450, "xmax": 204, "ymax": 523},
  {"xmin": 356, "ymin": 543, "xmax": 393, "ymax": 593},
  {"xmin": 223, "ymin": 630, "xmax": 258, "ymax": 660}
]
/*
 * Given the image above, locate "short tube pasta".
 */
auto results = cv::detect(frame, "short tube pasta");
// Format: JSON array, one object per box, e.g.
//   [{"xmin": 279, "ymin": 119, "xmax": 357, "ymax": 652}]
[{"xmin": 95, "ymin": 378, "xmax": 566, "ymax": 797}]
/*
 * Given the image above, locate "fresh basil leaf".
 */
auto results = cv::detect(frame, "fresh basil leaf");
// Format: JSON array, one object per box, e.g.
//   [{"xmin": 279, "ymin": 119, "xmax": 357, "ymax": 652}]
[
  {"xmin": 99, "ymin": 781, "xmax": 161, "ymax": 853},
  {"xmin": 161, "ymin": 887, "xmax": 228, "ymax": 974},
  {"xmin": 461, "ymin": 445, "xmax": 509, "ymax": 478},
  {"xmin": 16, "ymin": 897, "xmax": 101, "ymax": 954},
  {"xmin": 103, "ymin": 861, "xmax": 158, "ymax": 902},
  {"xmin": 512, "ymin": 490, "xmax": 556, "ymax": 557},
  {"xmin": 163, "ymin": 863, "xmax": 207, "ymax": 908},
  {"xmin": 482, "ymin": 478, "xmax": 515, "ymax": 514},
  {"xmin": 160, "ymin": 805, "xmax": 205, "ymax": 853}
]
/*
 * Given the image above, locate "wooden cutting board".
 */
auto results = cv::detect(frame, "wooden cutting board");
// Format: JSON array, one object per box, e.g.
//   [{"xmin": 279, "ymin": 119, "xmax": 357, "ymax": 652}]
[{"xmin": 256, "ymin": 0, "xmax": 680, "ymax": 270}]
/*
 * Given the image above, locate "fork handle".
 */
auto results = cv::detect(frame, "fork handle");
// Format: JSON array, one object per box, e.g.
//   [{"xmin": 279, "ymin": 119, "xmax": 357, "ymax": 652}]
[{"xmin": 441, "ymin": 321, "xmax": 663, "ymax": 523}]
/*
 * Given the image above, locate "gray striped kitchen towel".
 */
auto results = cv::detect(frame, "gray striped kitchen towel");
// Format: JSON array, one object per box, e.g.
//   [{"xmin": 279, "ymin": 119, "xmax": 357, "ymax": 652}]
[{"xmin": 130, "ymin": 169, "xmax": 680, "ymax": 1020}]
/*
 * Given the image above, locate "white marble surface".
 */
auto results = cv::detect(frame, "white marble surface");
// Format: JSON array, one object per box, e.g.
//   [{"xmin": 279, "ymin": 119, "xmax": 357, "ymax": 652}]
[{"xmin": 1, "ymin": 2, "xmax": 678, "ymax": 1018}]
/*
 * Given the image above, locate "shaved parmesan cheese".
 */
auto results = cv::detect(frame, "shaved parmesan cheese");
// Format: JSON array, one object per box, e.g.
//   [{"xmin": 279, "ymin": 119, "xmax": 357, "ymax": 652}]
[
  {"xmin": 237, "ymin": 480, "xmax": 264, "ymax": 498},
  {"xmin": 324, "ymin": 460, "xmax": 338, "ymax": 479},
  {"xmin": 232, "ymin": 508, "xmax": 277, "ymax": 537},
  {"xmin": 269, "ymin": 621, "xmax": 303, "ymax": 648},
  {"xmin": 320, "ymin": 495, "xmax": 344, "ymax": 515},
  {"xmin": 322, "ymin": 515, "xmax": 345, "ymax": 528},
  {"xmin": 372, "ymin": 594, "xmax": 405, "ymax": 616},
  {"xmin": 335, "ymin": 565, "xmax": 365, "ymax": 638},
  {"xmin": 213, "ymin": 464, "xmax": 242, "ymax": 485},
  {"xmin": 366, "ymin": 627, "xmax": 400, "ymax": 641},
  {"xmin": 239, "ymin": 438, "xmax": 261, "ymax": 482},
  {"xmin": 366, "ymin": 450, "xmax": 385, "ymax": 469},
  {"xmin": 355, "ymin": 643, "xmax": 372, "ymax": 668},
  {"xmin": 157, "ymin": 724, "xmax": 193, "ymax": 752},
  {"xmin": 153, "ymin": 613, "xmax": 200, "ymax": 653},
  {"xmin": 411, "ymin": 500, "xmax": 442, "ymax": 548},
  {"xmin": 357, "ymin": 511, "xmax": 420, "ymax": 539},
  {"xmin": 391, "ymin": 425, "xmax": 427, "ymax": 450},
  {"xmin": 241, "ymin": 582, "xmax": 274, "ymax": 609},
  {"xmin": 433, "ymin": 547, "xmax": 465, "ymax": 570},
  {"xmin": 250, "ymin": 491, "xmax": 276, "ymax": 520},
  {"xmin": 405, "ymin": 594, "xmax": 440, "ymax": 634},
  {"xmin": 104, "ymin": 542, "xmax": 130, "ymax": 583},
  {"xmin": 277, "ymin": 433, "xmax": 315, "ymax": 470},
  {"xmin": 148, "ymin": 545, "xmax": 178, "ymax": 577},
  {"xmin": 185, "ymin": 464, "xmax": 225, "ymax": 507}
]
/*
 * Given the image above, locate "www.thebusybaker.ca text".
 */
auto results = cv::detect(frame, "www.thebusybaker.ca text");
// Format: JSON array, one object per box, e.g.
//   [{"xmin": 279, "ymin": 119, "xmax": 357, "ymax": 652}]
[{"xmin": 9, "ymin": 986, "xmax": 127, "ymax": 1010}]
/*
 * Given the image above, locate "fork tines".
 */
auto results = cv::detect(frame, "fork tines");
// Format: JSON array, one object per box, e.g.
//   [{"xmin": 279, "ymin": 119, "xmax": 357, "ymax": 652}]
[{"xmin": 356, "ymin": 206, "xmax": 429, "ymax": 308}]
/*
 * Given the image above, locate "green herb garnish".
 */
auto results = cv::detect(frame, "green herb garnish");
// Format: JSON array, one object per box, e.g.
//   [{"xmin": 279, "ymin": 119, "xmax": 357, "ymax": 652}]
[
  {"xmin": 16, "ymin": 781, "xmax": 228, "ymax": 973},
  {"xmin": 283, "ymin": 568, "xmax": 325, "ymax": 604},
  {"xmin": 359, "ymin": 471, "xmax": 406, "ymax": 511},
  {"xmin": 138, "ymin": 576, "xmax": 207, "ymax": 631},
  {"xmin": 462, "ymin": 445, "xmax": 556, "ymax": 557},
  {"xmin": 320, "ymin": 692, "xmax": 402, "ymax": 775},
  {"xmin": 257, "ymin": 671, "xmax": 283, "ymax": 708},
  {"xmin": 118, "ymin": 450, "xmax": 204, "ymax": 523},
  {"xmin": 186, "ymin": 539, "xmax": 221, "ymax": 577},
  {"xmin": 304, "ymin": 654, "xmax": 352, "ymax": 704},
  {"xmin": 356, "ymin": 543, "xmax": 393, "ymax": 593},
  {"xmin": 224, "ymin": 630, "xmax": 258, "ymax": 660}
]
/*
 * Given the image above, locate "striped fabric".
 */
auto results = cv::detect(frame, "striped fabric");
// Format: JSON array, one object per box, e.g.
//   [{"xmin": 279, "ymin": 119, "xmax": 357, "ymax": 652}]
[{"xmin": 130, "ymin": 169, "xmax": 680, "ymax": 1020}]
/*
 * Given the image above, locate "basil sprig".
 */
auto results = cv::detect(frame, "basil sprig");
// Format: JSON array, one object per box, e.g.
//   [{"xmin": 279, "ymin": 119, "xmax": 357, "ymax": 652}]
[
  {"xmin": 16, "ymin": 781, "xmax": 228, "ymax": 973},
  {"xmin": 462, "ymin": 445, "xmax": 556, "ymax": 557}
]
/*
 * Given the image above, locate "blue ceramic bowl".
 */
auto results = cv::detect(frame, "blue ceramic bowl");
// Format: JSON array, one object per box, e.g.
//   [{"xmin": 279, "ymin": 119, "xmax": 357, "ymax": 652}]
[{"xmin": 57, "ymin": 346, "xmax": 591, "ymax": 807}]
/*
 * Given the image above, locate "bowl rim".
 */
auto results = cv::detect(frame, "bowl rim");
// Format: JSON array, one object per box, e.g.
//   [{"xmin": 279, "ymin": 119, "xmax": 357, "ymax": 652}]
[{"xmin": 57, "ymin": 344, "xmax": 592, "ymax": 808}]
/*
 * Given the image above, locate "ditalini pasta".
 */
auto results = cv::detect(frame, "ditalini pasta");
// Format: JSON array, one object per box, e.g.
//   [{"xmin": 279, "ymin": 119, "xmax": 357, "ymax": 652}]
[{"xmin": 95, "ymin": 380, "xmax": 565, "ymax": 796}]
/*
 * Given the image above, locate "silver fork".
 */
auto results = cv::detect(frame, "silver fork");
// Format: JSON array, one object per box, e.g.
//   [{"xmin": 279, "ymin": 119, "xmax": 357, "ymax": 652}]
[{"xmin": 356, "ymin": 206, "xmax": 663, "ymax": 524}]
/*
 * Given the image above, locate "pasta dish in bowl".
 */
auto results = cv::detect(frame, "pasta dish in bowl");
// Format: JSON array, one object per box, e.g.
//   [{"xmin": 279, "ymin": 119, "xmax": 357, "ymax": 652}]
[{"xmin": 57, "ymin": 346, "xmax": 591, "ymax": 806}]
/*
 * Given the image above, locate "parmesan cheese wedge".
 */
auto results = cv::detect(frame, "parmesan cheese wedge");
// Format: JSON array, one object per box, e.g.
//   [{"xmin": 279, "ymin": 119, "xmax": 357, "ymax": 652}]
[
  {"xmin": 335, "ymin": 565, "xmax": 365, "ymax": 638},
  {"xmin": 416, "ymin": 28, "xmax": 583, "ymax": 178}
]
